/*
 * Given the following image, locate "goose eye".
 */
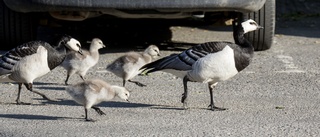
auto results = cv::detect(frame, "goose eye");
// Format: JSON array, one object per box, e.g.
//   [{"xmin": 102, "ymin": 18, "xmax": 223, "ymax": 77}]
[{"xmin": 249, "ymin": 22, "xmax": 257, "ymax": 26}]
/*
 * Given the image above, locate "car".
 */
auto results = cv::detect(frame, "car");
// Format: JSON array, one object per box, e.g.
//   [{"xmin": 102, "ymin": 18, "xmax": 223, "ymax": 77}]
[{"xmin": 0, "ymin": 0, "xmax": 275, "ymax": 51}]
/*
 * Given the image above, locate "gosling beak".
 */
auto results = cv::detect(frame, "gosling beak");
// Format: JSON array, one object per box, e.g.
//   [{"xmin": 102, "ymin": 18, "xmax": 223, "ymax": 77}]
[{"xmin": 126, "ymin": 99, "xmax": 130, "ymax": 103}]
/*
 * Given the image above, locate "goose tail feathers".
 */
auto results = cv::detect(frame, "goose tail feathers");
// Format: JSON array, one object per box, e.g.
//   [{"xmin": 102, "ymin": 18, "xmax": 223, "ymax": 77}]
[{"xmin": 140, "ymin": 53, "xmax": 179, "ymax": 74}]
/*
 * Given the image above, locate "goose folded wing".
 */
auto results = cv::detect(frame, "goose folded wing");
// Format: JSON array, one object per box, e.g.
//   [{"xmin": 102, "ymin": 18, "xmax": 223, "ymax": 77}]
[
  {"xmin": 141, "ymin": 42, "xmax": 231, "ymax": 73},
  {"xmin": 0, "ymin": 42, "xmax": 42, "ymax": 75}
]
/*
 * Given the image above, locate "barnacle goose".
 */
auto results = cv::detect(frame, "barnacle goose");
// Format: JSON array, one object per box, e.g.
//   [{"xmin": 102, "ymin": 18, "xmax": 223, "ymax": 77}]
[
  {"xmin": 62, "ymin": 38, "xmax": 105, "ymax": 85},
  {"xmin": 0, "ymin": 35, "xmax": 82, "ymax": 104},
  {"xmin": 107, "ymin": 45, "xmax": 160, "ymax": 87},
  {"xmin": 65, "ymin": 78, "xmax": 130, "ymax": 121},
  {"xmin": 141, "ymin": 19, "xmax": 263, "ymax": 110}
]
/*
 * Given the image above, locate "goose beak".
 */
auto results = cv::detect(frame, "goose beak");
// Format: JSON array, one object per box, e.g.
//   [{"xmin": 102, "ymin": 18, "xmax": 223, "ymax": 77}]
[
  {"xmin": 258, "ymin": 26, "xmax": 264, "ymax": 29},
  {"xmin": 126, "ymin": 99, "xmax": 130, "ymax": 103},
  {"xmin": 78, "ymin": 48, "xmax": 83, "ymax": 55}
]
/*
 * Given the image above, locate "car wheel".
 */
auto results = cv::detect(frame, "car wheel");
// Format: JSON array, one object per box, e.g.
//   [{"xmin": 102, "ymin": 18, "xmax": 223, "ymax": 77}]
[
  {"xmin": 0, "ymin": 0, "xmax": 37, "ymax": 50},
  {"xmin": 243, "ymin": 0, "xmax": 275, "ymax": 51}
]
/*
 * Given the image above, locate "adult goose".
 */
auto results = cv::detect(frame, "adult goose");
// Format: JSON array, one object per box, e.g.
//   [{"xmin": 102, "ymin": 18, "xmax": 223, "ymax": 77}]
[
  {"xmin": 141, "ymin": 19, "xmax": 263, "ymax": 111},
  {"xmin": 0, "ymin": 35, "xmax": 82, "ymax": 104}
]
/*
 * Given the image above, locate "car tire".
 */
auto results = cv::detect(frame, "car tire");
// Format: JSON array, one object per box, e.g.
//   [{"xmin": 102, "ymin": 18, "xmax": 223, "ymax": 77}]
[
  {"xmin": 0, "ymin": 0, "xmax": 37, "ymax": 50},
  {"xmin": 243, "ymin": 0, "xmax": 275, "ymax": 51}
]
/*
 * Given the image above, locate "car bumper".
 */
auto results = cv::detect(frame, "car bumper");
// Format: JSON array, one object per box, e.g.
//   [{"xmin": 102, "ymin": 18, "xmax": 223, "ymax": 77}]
[{"xmin": 4, "ymin": 0, "xmax": 266, "ymax": 13}]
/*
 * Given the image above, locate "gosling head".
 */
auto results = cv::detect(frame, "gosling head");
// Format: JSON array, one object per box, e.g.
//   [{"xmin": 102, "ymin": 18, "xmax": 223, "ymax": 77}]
[
  {"xmin": 88, "ymin": 38, "xmax": 106, "ymax": 50},
  {"xmin": 241, "ymin": 19, "xmax": 263, "ymax": 33},
  {"xmin": 145, "ymin": 45, "xmax": 160, "ymax": 58},
  {"xmin": 115, "ymin": 87, "xmax": 130, "ymax": 102},
  {"xmin": 62, "ymin": 35, "xmax": 83, "ymax": 55}
]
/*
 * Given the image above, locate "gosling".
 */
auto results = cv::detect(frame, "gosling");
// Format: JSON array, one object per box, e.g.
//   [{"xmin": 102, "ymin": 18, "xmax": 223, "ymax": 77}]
[
  {"xmin": 62, "ymin": 38, "xmax": 105, "ymax": 85},
  {"xmin": 65, "ymin": 78, "xmax": 130, "ymax": 121},
  {"xmin": 106, "ymin": 45, "xmax": 160, "ymax": 87}
]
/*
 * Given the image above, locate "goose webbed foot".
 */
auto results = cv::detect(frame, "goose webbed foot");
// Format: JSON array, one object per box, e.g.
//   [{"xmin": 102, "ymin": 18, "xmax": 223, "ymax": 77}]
[
  {"xmin": 181, "ymin": 93, "xmax": 189, "ymax": 110},
  {"xmin": 84, "ymin": 108, "xmax": 97, "ymax": 122},
  {"xmin": 128, "ymin": 80, "xmax": 146, "ymax": 87},
  {"xmin": 208, "ymin": 104, "xmax": 227, "ymax": 111},
  {"xmin": 92, "ymin": 106, "xmax": 106, "ymax": 115},
  {"xmin": 85, "ymin": 118, "xmax": 96, "ymax": 122},
  {"xmin": 136, "ymin": 82, "xmax": 146, "ymax": 87}
]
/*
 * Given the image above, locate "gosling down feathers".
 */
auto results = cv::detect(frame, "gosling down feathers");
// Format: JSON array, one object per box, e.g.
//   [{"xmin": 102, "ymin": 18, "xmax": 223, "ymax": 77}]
[
  {"xmin": 65, "ymin": 78, "xmax": 130, "ymax": 121},
  {"xmin": 0, "ymin": 35, "xmax": 82, "ymax": 104},
  {"xmin": 62, "ymin": 38, "xmax": 105, "ymax": 85},
  {"xmin": 106, "ymin": 45, "xmax": 160, "ymax": 87},
  {"xmin": 141, "ymin": 19, "xmax": 263, "ymax": 111}
]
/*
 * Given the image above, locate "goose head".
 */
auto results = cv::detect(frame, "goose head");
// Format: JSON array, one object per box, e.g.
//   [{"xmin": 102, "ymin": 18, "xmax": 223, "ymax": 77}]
[
  {"xmin": 62, "ymin": 35, "xmax": 83, "ymax": 55},
  {"xmin": 241, "ymin": 19, "xmax": 263, "ymax": 33},
  {"xmin": 115, "ymin": 87, "xmax": 130, "ymax": 102},
  {"xmin": 145, "ymin": 45, "xmax": 161, "ymax": 58},
  {"xmin": 89, "ymin": 38, "xmax": 106, "ymax": 51}
]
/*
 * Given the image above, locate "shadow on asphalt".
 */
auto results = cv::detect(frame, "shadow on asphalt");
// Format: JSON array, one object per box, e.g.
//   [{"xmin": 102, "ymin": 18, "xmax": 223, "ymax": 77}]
[
  {"xmin": 44, "ymin": 99, "xmax": 155, "ymax": 108},
  {"xmin": 0, "ymin": 114, "xmax": 73, "ymax": 120}
]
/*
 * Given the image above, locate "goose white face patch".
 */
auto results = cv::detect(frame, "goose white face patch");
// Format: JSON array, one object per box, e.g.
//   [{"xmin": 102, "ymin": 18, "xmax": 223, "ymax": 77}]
[
  {"xmin": 241, "ymin": 19, "xmax": 260, "ymax": 33},
  {"xmin": 67, "ymin": 38, "xmax": 81, "ymax": 52}
]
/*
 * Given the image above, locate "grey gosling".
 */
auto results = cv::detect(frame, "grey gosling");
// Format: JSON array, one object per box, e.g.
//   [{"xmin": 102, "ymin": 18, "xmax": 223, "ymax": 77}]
[
  {"xmin": 62, "ymin": 38, "xmax": 105, "ymax": 85},
  {"xmin": 107, "ymin": 45, "xmax": 160, "ymax": 87},
  {"xmin": 0, "ymin": 35, "xmax": 82, "ymax": 104},
  {"xmin": 141, "ymin": 19, "xmax": 263, "ymax": 111},
  {"xmin": 65, "ymin": 78, "xmax": 130, "ymax": 121}
]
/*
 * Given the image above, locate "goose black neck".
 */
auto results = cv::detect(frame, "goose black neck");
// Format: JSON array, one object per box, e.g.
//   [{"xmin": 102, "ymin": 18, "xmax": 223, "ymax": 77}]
[
  {"xmin": 47, "ymin": 38, "xmax": 69, "ymax": 70},
  {"xmin": 233, "ymin": 23, "xmax": 254, "ymax": 52},
  {"xmin": 55, "ymin": 38, "xmax": 69, "ymax": 55}
]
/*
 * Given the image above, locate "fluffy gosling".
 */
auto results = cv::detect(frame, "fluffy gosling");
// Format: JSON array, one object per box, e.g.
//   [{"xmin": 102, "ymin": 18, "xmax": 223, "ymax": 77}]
[
  {"xmin": 62, "ymin": 38, "xmax": 105, "ymax": 85},
  {"xmin": 65, "ymin": 78, "xmax": 130, "ymax": 121},
  {"xmin": 106, "ymin": 45, "xmax": 160, "ymax": 87}
]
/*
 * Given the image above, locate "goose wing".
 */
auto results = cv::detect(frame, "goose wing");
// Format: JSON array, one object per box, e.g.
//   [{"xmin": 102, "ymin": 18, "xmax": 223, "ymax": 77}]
[
  {"xmin": 141, "ymin": 42, "xmax": 232, "ymax": 74},
  {"xmin": 0, "ymin": 41, "xmax": 44, "ymax": 75}
]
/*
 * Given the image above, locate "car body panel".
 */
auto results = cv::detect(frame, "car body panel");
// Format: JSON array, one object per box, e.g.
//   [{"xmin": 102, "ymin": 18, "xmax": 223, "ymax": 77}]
[{"xmin": 4, "ymin": 0, "xmax": 266, "ymax": 13}]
